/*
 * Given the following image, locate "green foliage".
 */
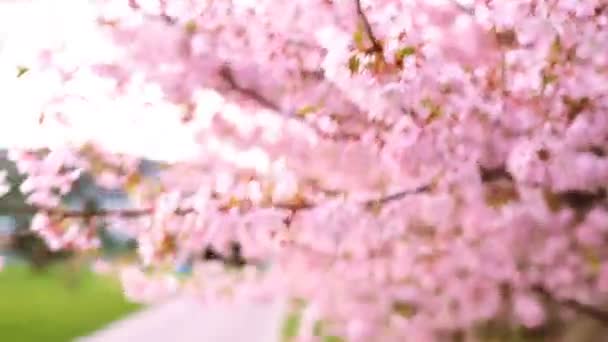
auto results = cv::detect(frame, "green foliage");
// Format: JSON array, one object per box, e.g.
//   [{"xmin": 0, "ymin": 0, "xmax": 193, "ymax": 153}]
[
  {"xmin": 281, "ymin": 312, "xmax": 301, "ymax": 341},
  {"xmin": 421, "ymin": 97, "xmax": 443, "ymax": 124},
  {"xmin": 281, "ymin": 310, "xmax": 344, "ymax": 342},
  {"xmin": 16, "ymin": 66, "xmax": 29, "ymax": 78},
  {"xmin": 353, "ymin": 24, "xmax": 365, "ymax": 51},
  {"xmin": 296, "ymin": 104, "xmax": 322, "ymax": 117},
  {"xmin": 0, "ymin": 263, "xmax": 140, "ymax": 342},
  {"xmin": 348, "ymin": 55, "xmax": 361, "ymax": 74},
  {"xmin": 184, "ymin": 20, "xmax": 197, "ymax": 34},
  {"xmin": 394, "ymin": 46, "xmax": 416, "ymax": 67}
]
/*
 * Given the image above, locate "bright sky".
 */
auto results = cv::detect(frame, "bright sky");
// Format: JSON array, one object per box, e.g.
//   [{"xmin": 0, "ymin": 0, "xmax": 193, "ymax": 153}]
[{"xmin": 0, "ymin": 0, "xmax": 201, "ymax": 163}]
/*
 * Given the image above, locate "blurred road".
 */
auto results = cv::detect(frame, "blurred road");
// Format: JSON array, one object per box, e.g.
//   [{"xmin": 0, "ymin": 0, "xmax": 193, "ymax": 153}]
[{"xmin": 78, "ymin": 296, "xmax": 285, "ymax": 342}]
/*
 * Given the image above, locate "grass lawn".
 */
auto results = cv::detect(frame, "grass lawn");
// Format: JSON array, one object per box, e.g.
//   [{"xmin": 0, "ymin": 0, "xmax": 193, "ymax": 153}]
[{"xmin": 0, "ymin": 262, "xmax": 141, "ymax": 342}]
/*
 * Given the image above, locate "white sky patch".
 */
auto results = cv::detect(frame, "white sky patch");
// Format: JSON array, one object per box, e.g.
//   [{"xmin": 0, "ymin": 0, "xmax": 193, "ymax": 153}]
[{"xmin": 0, "ymin": 0, "xmax": 201, "ymax": 163}]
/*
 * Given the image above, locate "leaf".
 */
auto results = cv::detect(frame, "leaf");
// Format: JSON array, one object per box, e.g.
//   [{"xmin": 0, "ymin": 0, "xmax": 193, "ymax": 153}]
[
  {"xmin": 313, "ymin": 320, "xmax": 325, "ymax": 336},
  {"xmin": 16, "ymin": 66, "xmax": 29, "ymax": 78},
  {"xmin": 542, "ymin": 189, "xmax": 562, "ymax": 212},
  {"xmin": 366, "ymin": 201, "xmax": 383, "ymax": 215},
  {"xmin": 219, "ymin": 196, "xmax": 241, "ymax": 211},
  {"xmin": 495, "ymin": 29, "xmax": 518, "ymax": 48},
  {"xmin": 394, "ymin": 46, "xmax": 416, "ymax": 66},
  {"xmin": 353, "ymin": 24, "xmax": 365, "ymax": 51},
  {"xmin": 313, "ymin": 321, "xmax": 345, "ymax": 342},
  {"xmin": 484, "ymin": 182, "xmax": 519, "ymax": 208},
  {"xmin": 184, "ymin": 20, "xmax": 197, "ymax": 34},
  {"xmin": 393, "ymin": 301, "xmax": 417, "ymax": 318},
  {"xmin": 582, "ymin": 248, "xmax": 601, "ymax": 275},
  {"xmin": 548, "ymin": 37, "xmax": 562, "ymax": 65},
  {"xmin": 296, "ymin": 105, "xmax": 321, "ymax": 117},
  {"xmin": 348, "ymin": 55, "xmax": 360, "ymax": 74},
  {"xmin": 281, "ymin": 312, "xmax": 301, "ymax": 342},
  {"xmin": 563, "ymin": 96, "xmax": 591, "ymax": 122},
  {"xmin": 541, "ymin": 70, "xmax": 558, "ymax": 86},
  {"xmin": 421, "ymin": 98, "xmax": 443, "ymax": 124}
]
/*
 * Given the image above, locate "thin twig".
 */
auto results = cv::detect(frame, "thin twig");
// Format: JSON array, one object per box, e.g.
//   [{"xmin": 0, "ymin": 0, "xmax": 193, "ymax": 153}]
[
  {"xmin": 354, "ymin": 0, "xmax": 383, "ymax": 53},
  {"xmin": 219, "ymin": 65, "xmax": 370, "ymax": 142},
  {"xmin": 0, "ymin": 205, "xmax": 155, "ymax": 218},
  {"xmin": 0, "ymin": 183, "xmax": 430, "ymax": 221},
  {"xmin": 534, "ymin": 286, "xmax": 608, "ymax": 324},
  {"xmin": 219, "ymin": 66, "xmax": 281, "ymax": 111},
  {"xmin": 362, "ymin": 184, "xmax": 432, "ymax": 207}
]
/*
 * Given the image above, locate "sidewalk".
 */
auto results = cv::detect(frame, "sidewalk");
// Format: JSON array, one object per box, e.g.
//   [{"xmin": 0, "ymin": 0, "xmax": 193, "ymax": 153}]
[{"xmin": 78, "ymin": 296, "xmax": 285, "ymax": 342}]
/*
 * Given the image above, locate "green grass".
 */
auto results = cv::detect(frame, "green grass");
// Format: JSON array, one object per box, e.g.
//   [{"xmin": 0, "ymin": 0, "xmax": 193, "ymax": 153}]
[{"xmin": 0, "ymin": 262, "xmax": 141, "ymax": 342}]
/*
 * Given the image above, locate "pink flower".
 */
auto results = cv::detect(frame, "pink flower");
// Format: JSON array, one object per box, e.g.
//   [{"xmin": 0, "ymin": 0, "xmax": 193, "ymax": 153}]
[
  {"xmin": 31, "ymin": 213, "xmax": 51, "ymax": 232},
  {"xmin": 513, "ymin": 293, "xmax": 545, "ymax": 328},
  {"xmin": 4, "ymin": 0, "xmax": 608, "ymax": 339},
  {"xmin": 597, "ymin": 264, "xmax": 608, "ymax": 293}
]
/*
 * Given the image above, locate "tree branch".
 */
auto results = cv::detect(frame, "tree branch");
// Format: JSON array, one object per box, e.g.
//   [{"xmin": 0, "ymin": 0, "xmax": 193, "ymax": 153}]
[
  {"xmin": 0, "ymin": 183, "xmax": 431, "ymax": 221},
  {"xmin": 534, "ymin": 286, "xmax": 608, "ymax": 324},
  {"xmin": 218, "ymin": 65, "xmax": 371, "ymax": 142},
  {"xmin": 219, "ymin": 65, "xmax": 281, "ymax": 111},
  {"xmin": 0, "ymin": 204, "xmax": 155, "ymax": 218},
  {"xmin": 126, "ymin": 3, "xmax": 378, "ymax": 143},
  {"xmin": 354, "ymin": 0, "xmax": 383, "ymax": 53},
  {"xmin": 362, "ymin": 184, "xmax": 432, "ymax": 207}
]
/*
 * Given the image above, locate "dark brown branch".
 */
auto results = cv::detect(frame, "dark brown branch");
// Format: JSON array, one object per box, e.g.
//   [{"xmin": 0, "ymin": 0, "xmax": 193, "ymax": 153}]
[
  {"xmin": 0, "ymin": 183, "xmax": 432, "ymax": 270},
  {"xmin": 534, "ymin": 286, "xmax": 608, "ymax": 324},
  {"xmin": 219, "ymin": 66, "xmax": 281, "ymax": 111},
  {"xmin": 480, "ymin": 165, "xmax": 514, "ymax": 183},
  {"xmin": 0, "ymin": 204, "xmax": 155, "ymax": 218},
  {"xmin": 354, "ymin": 0, "xmax": 383, "ymax": 53},
  {"xmin": 0, "ymin": 183, "xmax": 430, "ymax": 222},
  {"xmin": 363, "ymin": 184, "xmax": 432, "ymax": 208},
  {"xmin": 126, "ymin": 4, "xmax": 373, "ymax": 143},
  {"xmin": 218, "ymin": 65, "xmax": 368, "ymax": 142}
]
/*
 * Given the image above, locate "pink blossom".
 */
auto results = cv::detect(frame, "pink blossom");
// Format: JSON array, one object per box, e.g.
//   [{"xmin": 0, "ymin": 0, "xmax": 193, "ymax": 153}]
[
  {"xmin": 598, "ymin": 264, "xmax": 608, "ymax": 293},
  {"xmin": 30, "ymin": 213, "xmax": 51, "ymax": 232},
  {"xmin": 513, "ymin": 293, "xmax": 546, "ymax": 328},
  {"xmin": 2, "ymin": 0, "xmax": 608, "ymax": 340}
]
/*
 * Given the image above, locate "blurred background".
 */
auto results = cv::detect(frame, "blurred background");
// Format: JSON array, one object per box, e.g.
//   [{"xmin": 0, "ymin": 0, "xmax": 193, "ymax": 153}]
[
  {"xmin": 0, "ymin": 2, "xmax": 165, "ymax": 340},
  {"xmin": 0, "ymin": 149, "xmax": 144, "ymax": 341},
  {"xmin": 0, "ymin": 2, "xmax": 286, "ymax": 340},
  {"xmin": 0, "ymin": 1, "xmax": 137, "ymax": 339}
]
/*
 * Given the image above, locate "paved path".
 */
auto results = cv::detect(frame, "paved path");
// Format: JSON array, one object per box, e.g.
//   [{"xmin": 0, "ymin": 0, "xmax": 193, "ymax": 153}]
[{"xmin": 78, "ymin": 296, "xmax": 285, "ymax": 342}]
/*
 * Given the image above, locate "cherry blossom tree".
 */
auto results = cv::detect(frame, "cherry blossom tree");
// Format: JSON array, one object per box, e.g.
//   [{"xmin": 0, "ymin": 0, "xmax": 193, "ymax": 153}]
[{"xmin": 1, "ymin": 0, "xmax": 608, "ymax": 340}]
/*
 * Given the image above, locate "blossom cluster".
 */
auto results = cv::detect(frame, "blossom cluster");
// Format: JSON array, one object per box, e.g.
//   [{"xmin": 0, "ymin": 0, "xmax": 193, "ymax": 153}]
[{"xmin": 2, "ymin": 0, "xmax": 608, "ymax": 340}]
